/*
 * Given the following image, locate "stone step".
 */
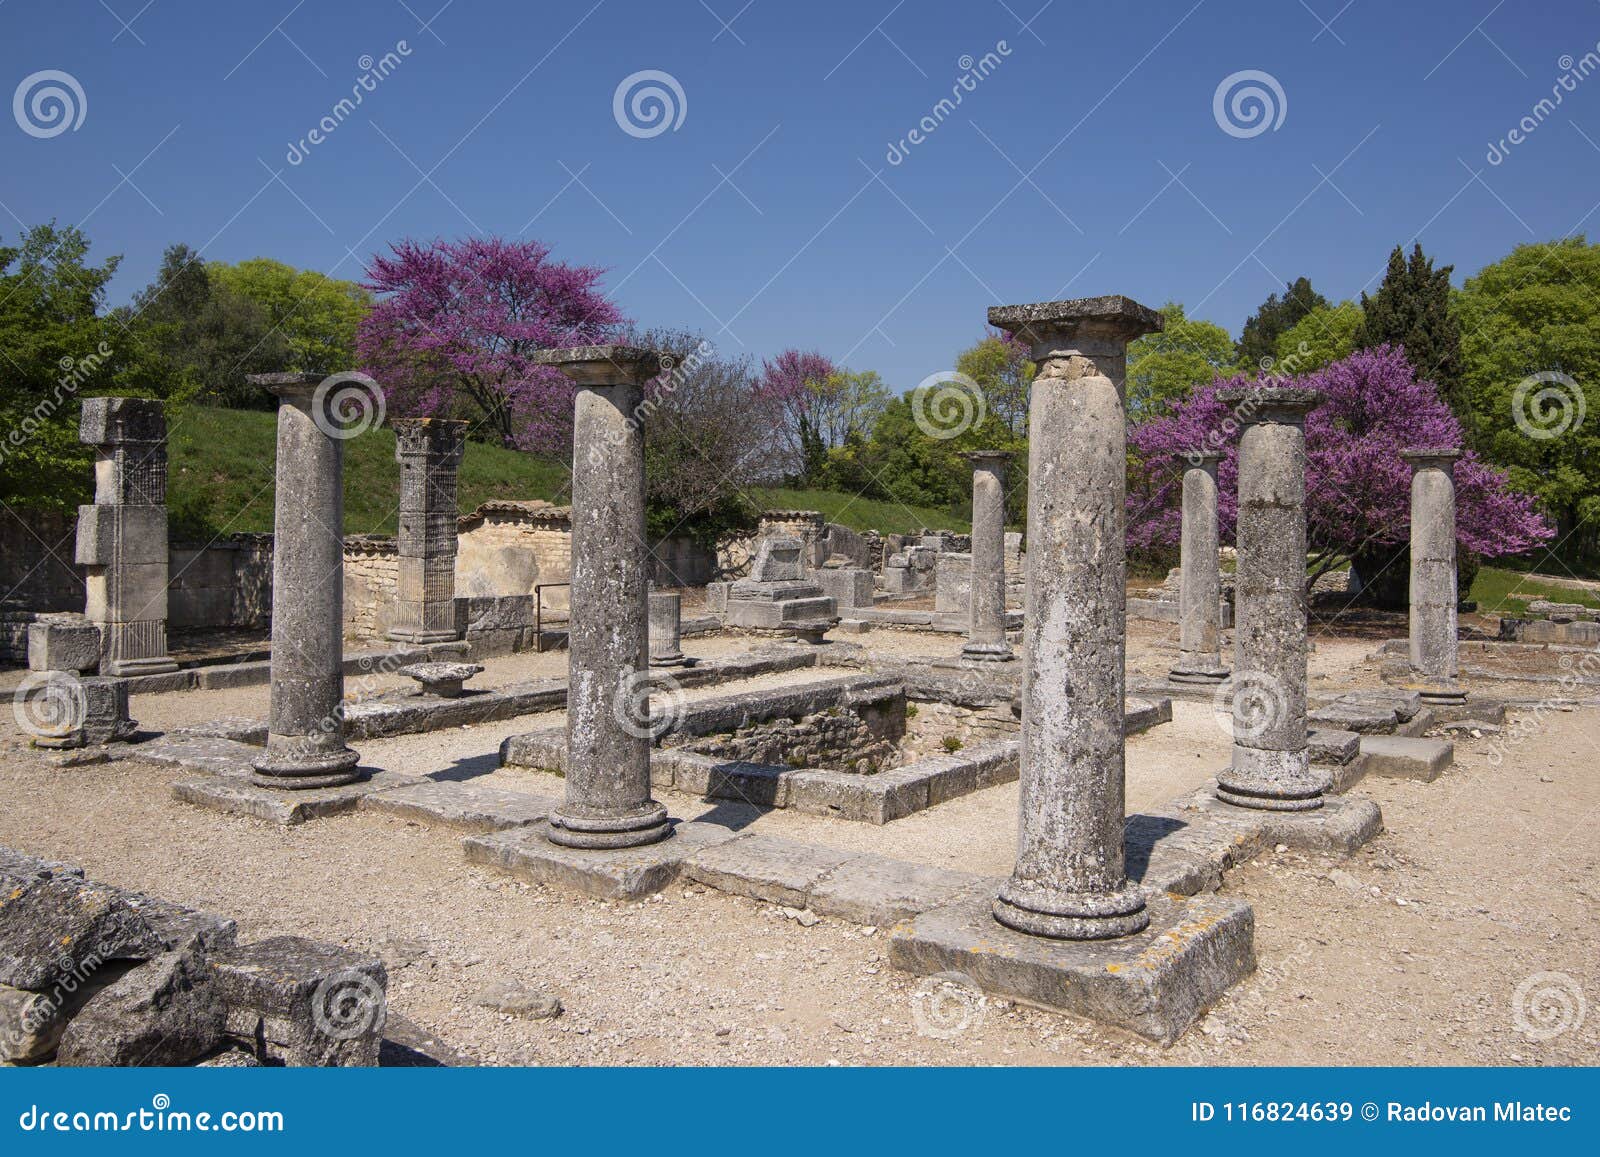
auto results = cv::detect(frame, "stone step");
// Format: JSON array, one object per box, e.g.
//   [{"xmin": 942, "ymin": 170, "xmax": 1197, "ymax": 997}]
[{"xmin": 1358, "ymin": 735, "xmax": 1453, "ymax": 781}]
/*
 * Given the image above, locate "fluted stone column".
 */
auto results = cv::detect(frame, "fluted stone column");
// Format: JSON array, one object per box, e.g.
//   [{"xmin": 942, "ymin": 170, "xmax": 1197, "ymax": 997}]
[
  {"xmin": 388, "ymin": 418, "xmax": 466, "ymax": 644},
  {"xmin": 648, "ymin": 590, "xmax": 685, "ymax": 667},
  {"xmin": 962, "ymin": 451, "xmax": 1014, "ymax": 662},
  {"xmin": 249, "ymin": 373, "xmax": 360, "ymax": 789},
  {"xmin": 988, "ymin": 296, "xmax": 1162, "ymax": 940},
  {"xmin": 1403, "ymin": 448, "xmax": 1465, "ymax": 705},
  {"xmin": 533, "ymin": 346, "xmax": 671, "ymax": 850},
  {"xmin": 77, "ymin": 398, "xmax": 177, "ymax": 675},
  {"xmin": 1214, "ymin": 386, "xmax": 1327, "ymax": 812},
  {"xmin": 1170, "ymin": 450, "xmax": 1228, "ymax": 683}
]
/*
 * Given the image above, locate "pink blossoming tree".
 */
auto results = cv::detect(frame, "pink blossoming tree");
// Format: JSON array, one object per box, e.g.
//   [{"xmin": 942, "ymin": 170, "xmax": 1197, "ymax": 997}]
[
  {"xmin": 1127, "ymin": 345, "xmax": 1553, "ymax": 590},
  {"xmin": 358, "ymin": 236, "xmax": 626, "ymax": 452}
]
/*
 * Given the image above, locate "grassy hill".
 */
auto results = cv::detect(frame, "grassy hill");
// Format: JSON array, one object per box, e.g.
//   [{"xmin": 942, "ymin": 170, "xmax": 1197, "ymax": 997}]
[{"xmin": 165, "ymin": 406, "xmax": 964, "ymax": 539}]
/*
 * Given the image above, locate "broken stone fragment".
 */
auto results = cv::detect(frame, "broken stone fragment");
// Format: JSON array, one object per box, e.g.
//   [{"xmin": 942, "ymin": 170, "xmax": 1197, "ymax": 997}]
[
  {"xmin": 56, "ymin": 946, "xmax": 227, "ymax": 1067},
  {"xmin": 208, "ymin": 936, "xmax": 388, "ymax": 1066}
]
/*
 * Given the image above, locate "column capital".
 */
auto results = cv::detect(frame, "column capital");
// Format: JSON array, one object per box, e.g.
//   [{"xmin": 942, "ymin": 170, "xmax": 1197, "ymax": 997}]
[
  {"xmin": 987, "ymin": 295, "xmax": 1163, "ymax": 360},
  {"xmin": 247, "ymin": 371, "xmax": 325, "ymax": 401},
  {"xmin": 1400, "ymin": 447, "xmax": 1463, "ymax": 471},
  {"xmin": 1181, "ymin": 448, "xmax": 1225, "ymax": 467},
  {"xmin": 963, "ymin": 449, "xmax": 1014, "ymax": 466},
  {"xmin": 393, "ymin": 417, "xmax": 468, "ymax": 463},
  {"xmin": 80, "ymin": 397, "xmax": 164, "ymax": 447},
  {"xmin": 1215, "ymin": 385, "xmax": 1323, "ymax": 425},
  {"xmin": 531, "ymin": 344, "xmax": 665, "ymax": 386}
]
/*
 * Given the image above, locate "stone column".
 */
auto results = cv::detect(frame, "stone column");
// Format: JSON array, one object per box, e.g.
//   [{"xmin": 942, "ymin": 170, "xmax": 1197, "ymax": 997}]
[
  {"xmin": 648, "ymin": 590, "xmax": 685, "ymax": 667},
  {"xmin": 388, "ymin": 418, "xmax": 466, "ymax": 644},
  {"xmin": 962, "ymin": 451, "xmax": 1014, "ymax": 662},
  {"xmin": 987, "ymin": 296, "xmax": 1162, "ymax": 940},
  {"xmin": 532, "ymin": 346, "xmax": 671, "ymax": 849},
  {"xmin": 1213, "ymin": 386, "xmax": 1328, "ymax": 812},
  {"xmin": 76, "ymin": 398, "xmax": 177, "ymax": 675},
  {"xmin": 1170, "ymin": 450, "xmax": 1229, "ymax": 683},
  {"xmin": 1403, "ymin": 448, "xmax": 1465, "ymax": 705},
  {"xmin": 249, "ymin": 373, "xmax": 360, "ymax": 789}
]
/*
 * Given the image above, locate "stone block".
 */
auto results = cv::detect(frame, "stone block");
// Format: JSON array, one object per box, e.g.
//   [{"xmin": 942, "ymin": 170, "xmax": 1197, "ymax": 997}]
[
  {"xmin": 173, "ymin": 771, "xmax": 423, "ymax": 826},
  {"xmin": 811, "ymin": 567, "xmax": 874, "ymax": 610},
  {"xmin": 464, "ymin": 821, "xmax": 740, "ymax": 900},
  {"xmin": 889, "ymin": 890, "xmax": 1256, "ymax": 1045},
  {"xmin": 683, "ymin": 834, "xmax": 854, "ymax": 908},
  {"xmin": 74, "ymin": 504, "xmax": 168, "ymax": 567},
  {"xmin": 80, "ymin": 396, "xmax": 165, "ymax": 446},
  {"xmin": 1308, "ymin": 728, "xmax": 1362, "ymax": 766},
  {"xmin": 85, "ymin": 562, "xmax": 170, "ymax": 623},
  {"xmin": 209, "ymin": 937, "xmax": 387, "ymax": 1066},
  {"xmin": 786, "ymin": 767, "xmax": 930, "ymax": 824},
  {"xmin": 808, "ymin": 856, "xmax": 990, "ymax": 926},
  {"xmin": 749, "ymin": 536, "xmax": 806, "ymax": 582},
  {"xmin": 360, "ymin": 780, "xmax": 558, "ymax": 832},
  {"xmin": 0, "ymin": 972, "xmax": 125, "ymax": 1064},
  {"xmin": 1358, "ymin": 734, "xmax": 1453, "ymax": 781},
  {"xmin": 933, "ymin": 552, "xmax": 972, "ymax": 614},
  {"xmin": 705, "ymin": 582, "xmax": 730, "ymax": 614},
  {"xmin": 26, "ymin": 616, "xmax": 101, "ymax": 673},
  {"xmin": 0, "ymin": 870, "xmax": 163, "ymax": 989},
  {"xmin": 57, "ymin": 946, "xmax": 227, "ymax": 1067}
]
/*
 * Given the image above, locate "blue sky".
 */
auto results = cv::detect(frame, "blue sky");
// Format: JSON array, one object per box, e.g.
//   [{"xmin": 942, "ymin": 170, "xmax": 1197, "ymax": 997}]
[{"xmin": 3, "ymin": 0, "xmax": 1597, "ymax": 386}]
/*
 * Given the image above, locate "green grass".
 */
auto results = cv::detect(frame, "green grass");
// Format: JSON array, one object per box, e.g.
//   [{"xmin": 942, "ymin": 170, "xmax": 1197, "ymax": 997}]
[
  {"xmin": 752, "ymin": 488, "xmax": 968, "ymax": 535},
  {"xmin": 166, "ymin": 406, "xmax": 567, "ymax": 540},
  {"xmin": 1469, "ymin": 564, "xmax": 1600, "ymax": 618},
  {"xmin": 162, "ymin": 406, "xmax": 972, "ymax": 540}
]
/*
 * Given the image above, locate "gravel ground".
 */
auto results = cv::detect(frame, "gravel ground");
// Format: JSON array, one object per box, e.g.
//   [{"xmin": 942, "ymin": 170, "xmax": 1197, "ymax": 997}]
[{"xmin": 0, "ymin": 620, "xmax": 1594, "ymax": 1066}]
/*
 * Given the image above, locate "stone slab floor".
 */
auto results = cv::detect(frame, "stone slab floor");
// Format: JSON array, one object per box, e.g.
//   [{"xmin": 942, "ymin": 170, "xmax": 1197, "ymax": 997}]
[{"xmin": 1, "ymin": 622, "xmax": 1593, "ymax": 1065}]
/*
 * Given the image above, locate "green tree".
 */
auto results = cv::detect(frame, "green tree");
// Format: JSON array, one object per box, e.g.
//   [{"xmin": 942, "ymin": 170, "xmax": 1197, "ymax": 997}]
[
  {"xmin": 953, "ymin": 331, "xmax": 1033, "ymax": 437},
  {"xmin": 1237, "ymin": 276, "xmax": 1328, "ymax": 371},
  {"xmin": 1125, "ymin": 302, "xmax": 1235, "ymax": 418},
  {"xmin": 126, "ymin": 244, "xmax": 289, "ymax": 407},
  {"xmin": 209, "ymin": 257, "xmax": 371, "ymax": 374},
  {"xmin": 1356, "ymin": 243, "xmax": 1462, "ymax": 406},
  {"xmin": 1273, "ymin": 300, "xmax": 1363, "ymax": 374},
  {"xmin": 0, "ymin": 223, "xmax": 133, "ymax": 509},
  {"xmin": 1454, "ymin": 237, "xmax": 1600, "ymax": 561}
]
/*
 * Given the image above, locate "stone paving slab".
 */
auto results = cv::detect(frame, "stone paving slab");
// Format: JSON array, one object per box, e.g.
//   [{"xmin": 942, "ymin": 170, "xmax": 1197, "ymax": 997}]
[
  {"xmin": 1130, "ymin": 788, "xmax": 1384, "ymax": 894},
  {"xmin": 888, "ymin": 889, "xmax": 1256, "ymax": 1046},
  {"xmin": 173, "ymin": 770, "xmax": 423, "ymax": 826},
  {"xmin": 359, "ymin": 780, "xmax": 559, "ymax": 831},
  {"xmin": 1308, "ymin": 728, "xmax": 1361, "ymax": 765},
  {"xmin": 462, "ymin": 820, "xmax": 738, "ymax": 900},
  {"xmin": 131, "ymin": 735, "xmax": 260, "ymax": 777},
  {"xmin": 682, "ymin": 834, "xmax": 854, "ymax": 907},
  {"xmin": 807, "ymin": 856, "xmax": 992, "ymax": 927},
  {"xmin": 1359, "ymin": 735, "xmax": 1453, "ymax": 781}
]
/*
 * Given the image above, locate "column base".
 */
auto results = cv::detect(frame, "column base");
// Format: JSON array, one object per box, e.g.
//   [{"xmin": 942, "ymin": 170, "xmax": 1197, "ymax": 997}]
[
  {"xmin": 251, "ymin": 742, "xmax": 362, "ymax": 790},
  {"xmin": 649, "ymin": 652, "xmax": 686, "ymax": 667},
  {"xmin": 386, "ymin": 627, "xmax": 461, "ymax": 645},
  {"xmin": 1214, "ymin": 746, "xmax": 1330, "ymax": 812},
  {"xmin": 103, "ymin": 656, "xmax": 179, "ymax": 677},
  {"xmin": 547, "ymin": 800, "xmax": 672, "ymax": 849},
  {"xmin": 1415, "ymin": 684, "xmax": 1468, "ymax": 706},
  {"xmin": 1168, "ymin": 662, "xmax": 1229, "ymax": 684},
  {"xmin": 992, "ymin": 878, "xmax": 1151, "ymax": 941},
  {"xmin": 961, "ymin": 640, "xmax": 1016, "ymax": 663}
]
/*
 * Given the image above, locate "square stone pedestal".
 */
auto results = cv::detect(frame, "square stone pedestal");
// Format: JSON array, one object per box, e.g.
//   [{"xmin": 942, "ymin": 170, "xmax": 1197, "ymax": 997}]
[
  {"xmin": 463, "ymin": 820, "xmax": 738, "ymax": 900},
  {"xmin": 173, "ymin": 769, "xmax": 421, "ymax": 826},
  {"xmin": 889, "ymin": 890, "xmax": 1256, "ymax": 1045}
]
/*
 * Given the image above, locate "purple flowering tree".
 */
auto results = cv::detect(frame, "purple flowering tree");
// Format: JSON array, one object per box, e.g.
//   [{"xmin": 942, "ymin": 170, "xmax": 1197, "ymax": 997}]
[
  {"xmin": 755, "ymin": 349, "xmax": 838, "ymax": 480},
  {"xmin": 358, "ymin": 236, "xmax": 626, "ymax": 452},
  {"xmin": 1128, "ymin": 345, "xmax": 1553, "ymax": 590}
]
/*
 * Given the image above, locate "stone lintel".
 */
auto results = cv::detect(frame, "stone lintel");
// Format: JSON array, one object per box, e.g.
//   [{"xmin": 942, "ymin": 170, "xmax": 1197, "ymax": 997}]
[
  {"xmin": 1214, "ymin": 385, "xmax": 1324, "ymax": 422},
  {"xmin": 889, "ymin": 890, "xmax": 1255, "ymax": 1046},
  {"xmin": 529, "ymin": 344, "xmax": 664, "ymax": 384},
  {"xmin": 1182, "ymin": 448, "xmax": 1225, "ymax": 465},
  {"xmin": 1399, "ymin": 447, "xmax": 1463, "ymax": 469}
]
